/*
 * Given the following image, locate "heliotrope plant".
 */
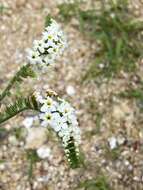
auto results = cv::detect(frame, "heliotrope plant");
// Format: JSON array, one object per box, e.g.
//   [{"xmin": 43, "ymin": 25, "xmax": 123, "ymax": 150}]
[
  {"xmin": 0, "ymin": 18, "xmax": 81, "ymax": 168},
  {"xmin": 27, "ymin": 18, "xmax": 67, "ymax": 71}
]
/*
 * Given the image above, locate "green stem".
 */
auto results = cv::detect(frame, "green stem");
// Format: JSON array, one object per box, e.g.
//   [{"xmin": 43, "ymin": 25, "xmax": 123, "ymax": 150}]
[
  {"xmin": 0, "ymin": 96, "xmax": 39, "ymax": 125},
  {"xmin": 0, "ymin": 74, "xmax": 17, "ymax": 101},
  {"xmin": 0, "ymin": 107, "xmax": 31, "ymax": 125},
  {"xmin": 28, "ymin": 156, "xmax": 34, "ymax": 179},
  {"xmin": 0, "ymin": 64, "xmax": 35, "ymax": 102}
]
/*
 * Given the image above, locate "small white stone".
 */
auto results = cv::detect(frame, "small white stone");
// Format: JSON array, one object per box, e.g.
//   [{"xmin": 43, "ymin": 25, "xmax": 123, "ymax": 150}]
[
  {"xmin": 110, "ymin": 13, "xmax": 115, "ymax": 18},
  {"xmin": 139, "ymin": 130, "xmax": 143, "ymax": 139},
  {"xmin": 113, "ymin": 105, "xmax": 124, "ymax": 120},
  {"xmin": 8, "ymin": 136, "xmax": 19, "ymax": 146},
  {"xmin": 124, "ymin": 160, "xmax": 130, "ymax": 166},
  {"xmin": 128, "ymin": 164, "xmax": 133, "ymax": 171},
  {"xmin": 2, "ymin": 145, "xmax": 7, "ymax": 151},
  {"xmin": 5, "ymin": 124, "xmax": 11, "ymax": 131},
  {"xmin": 37, "ymin": 145, "xmax": 51, "ymax": 159},
  {"xmin": 22, "ymin": 117, "xmax": 34, "ymax": 128},
  {"xmin": 37, "ymin": 175, "xmax": 49, "ymax": 182},
  {"xmin": 19, "ymin": 141, "xmax": 25, "ymax": 147},
  {"xmin": 133, "ymin": 176, "xmax": 140, "ymax": 181},
  {"xmin": 98, "ymin": 63, "xmax": 105, "ymax": 69},
  {"xmin": 33, "ymin": 181, "xmax": 39, "ymax": 189},
  {"xmin": 0, "ymin": 163, "xmax": 5, "ymax": 171},
  {"xmin": 66, "ymin": 85, "xmax": 76, "ymax": 96},
  {"xmin": 117, "ymin": 135, "xmax": 125, "ymax": 145},
  {"xmin": 25, "ymin": 127, "xmax": 47, "ymax": 149},
  {"xmin": 108, "ymin": 136, "xmax": 117, "ymax": 150}
]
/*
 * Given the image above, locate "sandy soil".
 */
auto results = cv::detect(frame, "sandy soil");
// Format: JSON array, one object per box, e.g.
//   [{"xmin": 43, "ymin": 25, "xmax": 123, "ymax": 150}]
[{"xmin": 0, "ymin": 0, "xmax": 143, "ymax": 190}]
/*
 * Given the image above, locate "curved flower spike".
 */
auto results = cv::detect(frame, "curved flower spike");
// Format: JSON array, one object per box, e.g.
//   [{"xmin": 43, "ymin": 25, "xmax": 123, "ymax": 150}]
[
  {"xmin": 27, "ymin": 19, "xmax": 67, "ymax": 71},
  {"xmin": 34, "ymin": 90, "xmax": 81, "ymax": 168}
]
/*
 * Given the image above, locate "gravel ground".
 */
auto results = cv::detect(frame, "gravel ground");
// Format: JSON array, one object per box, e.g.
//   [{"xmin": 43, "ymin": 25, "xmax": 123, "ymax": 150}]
[{"xmin": 0, "ymin": 0, "xmax": 143, "ymax": 190}]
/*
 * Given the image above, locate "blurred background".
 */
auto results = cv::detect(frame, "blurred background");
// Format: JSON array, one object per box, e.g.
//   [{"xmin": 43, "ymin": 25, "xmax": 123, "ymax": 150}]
[{"xmin": 0, "ymin": 0, "xmax": 143, "ymax": 189}]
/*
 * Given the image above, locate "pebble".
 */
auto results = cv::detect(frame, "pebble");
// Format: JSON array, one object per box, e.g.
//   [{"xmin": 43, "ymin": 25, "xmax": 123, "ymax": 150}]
[
  {"xmin": 128, "ymin": 165, "xmax": 133, "ymax": 171},
  {"xmin": 66, "ymin": 85, "xmax": 76, "ymax": 96},
  {"xmin": 33, "ymin": 181, "xmax": 39, "ymax": 189},
  {"xmin": 0, "ymin": 163, "xmax": 6, "ymax": 171},
  {"xmin": 37, "ymin": 145, "xmax": 52, "ymax": 159},
  {"xmin": 16, "ymin": 0, "xmax": 27, "ymax": 7},
  {"xmin": 117, "ymin": 135, "xmax": 126, "ymax": 145},
  {"xmin": 8, "ymin": 136, "xmax": 19, "ymax": 146},
  {"xmin": 108, "ymin": 136, "xmax": 117, "ymax": 150},
  {"xmin": 133, "ymin": 176, "xmax": 140, "ymax": 182},
  {"xmin": 112, "ymin": 101, "xmax": 131, "ymax": 120},
  {"xmin": 22, "ymin": 117, "xmax": 34, "ymax": 128},
  {"xmin": 4, "ymin": 124, "xmax": 11, "ymax": 131},
  {"xmin": 25, "ymin": 127, "xmax": 47, "ymax": 149},
  {"xmin": 37, "ymin": 175, "xmax": 50, "ymax": 182},
  {"xmin": 124, "ymin": 160, "xmax": 130, "ymax": 166}
]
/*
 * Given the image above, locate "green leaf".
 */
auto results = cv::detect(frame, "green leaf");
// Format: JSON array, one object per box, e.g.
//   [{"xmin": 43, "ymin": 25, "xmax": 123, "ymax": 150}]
[
  {"xmin": 0, "ymin": 4, "xmax": 9, "ymax": 14},
  {"xmin": 58, "ymin": 0, "xmax": 143, "ymax": 80},
  {"xmin": 119, "ymin": 89, "xmax": 143, "ymax": 100},
  {"xmin": 115, "ymin": 38, "xmax": 123, "ymax": 57},
  {"xmin": 15, "ymin": 64, "xmax": 36, "ymax": 82},
  {"xmin": 77, "ymin": 176, "xmax": 110, "ymax": 190},
  {"xmin": 26, "ymin": 150, "xmax": 40, "ymax": 179},
  {"xmin": 58, "ymin": 2, "xmax": 78, "ymax": 22},
  {"xmin": 45, "ymin": 15, "xmax": 52, "ymax": 27},
  {"xmin": 0, "ymin": 95, "xmax": 39, "ymax": 125},
  {"xmin": 0, "ymin": 64, "xmax": 36, "ymax": 101}
]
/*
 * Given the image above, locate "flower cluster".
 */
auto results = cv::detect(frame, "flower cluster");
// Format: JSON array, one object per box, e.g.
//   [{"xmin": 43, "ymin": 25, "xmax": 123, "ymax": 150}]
[
  {"xmin": 27, "ymin": 19, "xmax": 67, "ymax": 71},
  {"xmin": 34, "ymin": 91, "xmax": 81, "ymax": 168}
]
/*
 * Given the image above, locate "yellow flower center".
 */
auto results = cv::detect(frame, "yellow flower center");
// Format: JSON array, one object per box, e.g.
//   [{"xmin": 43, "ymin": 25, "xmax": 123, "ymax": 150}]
[
  {"xmin": 48, "ymin": 35, "xmax": 52, "ymax": 40},
  {"xmin": 47, "ymin": 100, "xmax": 52, "ymax": 106},
  {"xmin": 46, "ymin": 114, "xmax": 51, "ymax": 120}
]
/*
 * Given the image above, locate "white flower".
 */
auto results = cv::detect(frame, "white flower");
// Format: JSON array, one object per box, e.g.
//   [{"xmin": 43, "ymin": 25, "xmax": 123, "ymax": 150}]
[
  {"xmin": 67, "ymin": 114, "xmax": 78, "ymax": 126},
  {"xmin": 52, "ymin": 116, "xmax": 67, "ymax": 132},
  {"xmin": 62, "ymin": 134, "xmax": 71, "ymax": 145},
  {"xmin": 34, "ymin": 91, "xmax": 44, "ymax": 103},
  {"xmin": 40, "ymin": 97, "xmax": 57, "ymax": 112},
  {"xmin": 40, "ymin": 112, "xmax": 53, "ymax": 127},
  {"xmin": 61, "ymin": 122, "xmax": 69, "ymax": 130},
  {"xmin": 40, "ymin": 111, "xmax": 62, "ymax": 128},
  {"xmin": 33, "ymin": 40, "xmax": 45, "ymax": 53},
  {"xmin": 27, "ymin": 49, "xmax": 40, "ymax": 65},
  {"xmin": 35, "ymin": 91, "xmax": 81, "ymax": 167},
  {"xmin": 43, "ymin": 31, "xmax": 59, "ymax": 42},
  {"xmin": 27, "ymin": 18, "xmax": 67, "ymax": 71},
  {"xmin": 58, "ymin": 101, "xmax": 74, "ymax": 117},
  {"xmin": 37, "ymin": 94, "xmax": 80, "ymax": 145},
  {"xmin": 45, "ymin": 20, "xmax": 60, "ymax": 34}
]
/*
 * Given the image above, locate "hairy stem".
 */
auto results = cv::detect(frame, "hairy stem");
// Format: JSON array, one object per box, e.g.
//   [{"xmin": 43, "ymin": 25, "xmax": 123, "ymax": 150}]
[
  {"xmin": 0, "ymin": 74, "xmax": 18, "ymax": 101},
  {"xmin": 0, "ymin": 96, "xmax": 39, "ymax": 125},
  {"xmin": 0, "ymin": 107, "xmax": 29, "ymax": 124},
  {"xmin": 0, "ymin": 64, "xmax": 35, "ymax": 102}
]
